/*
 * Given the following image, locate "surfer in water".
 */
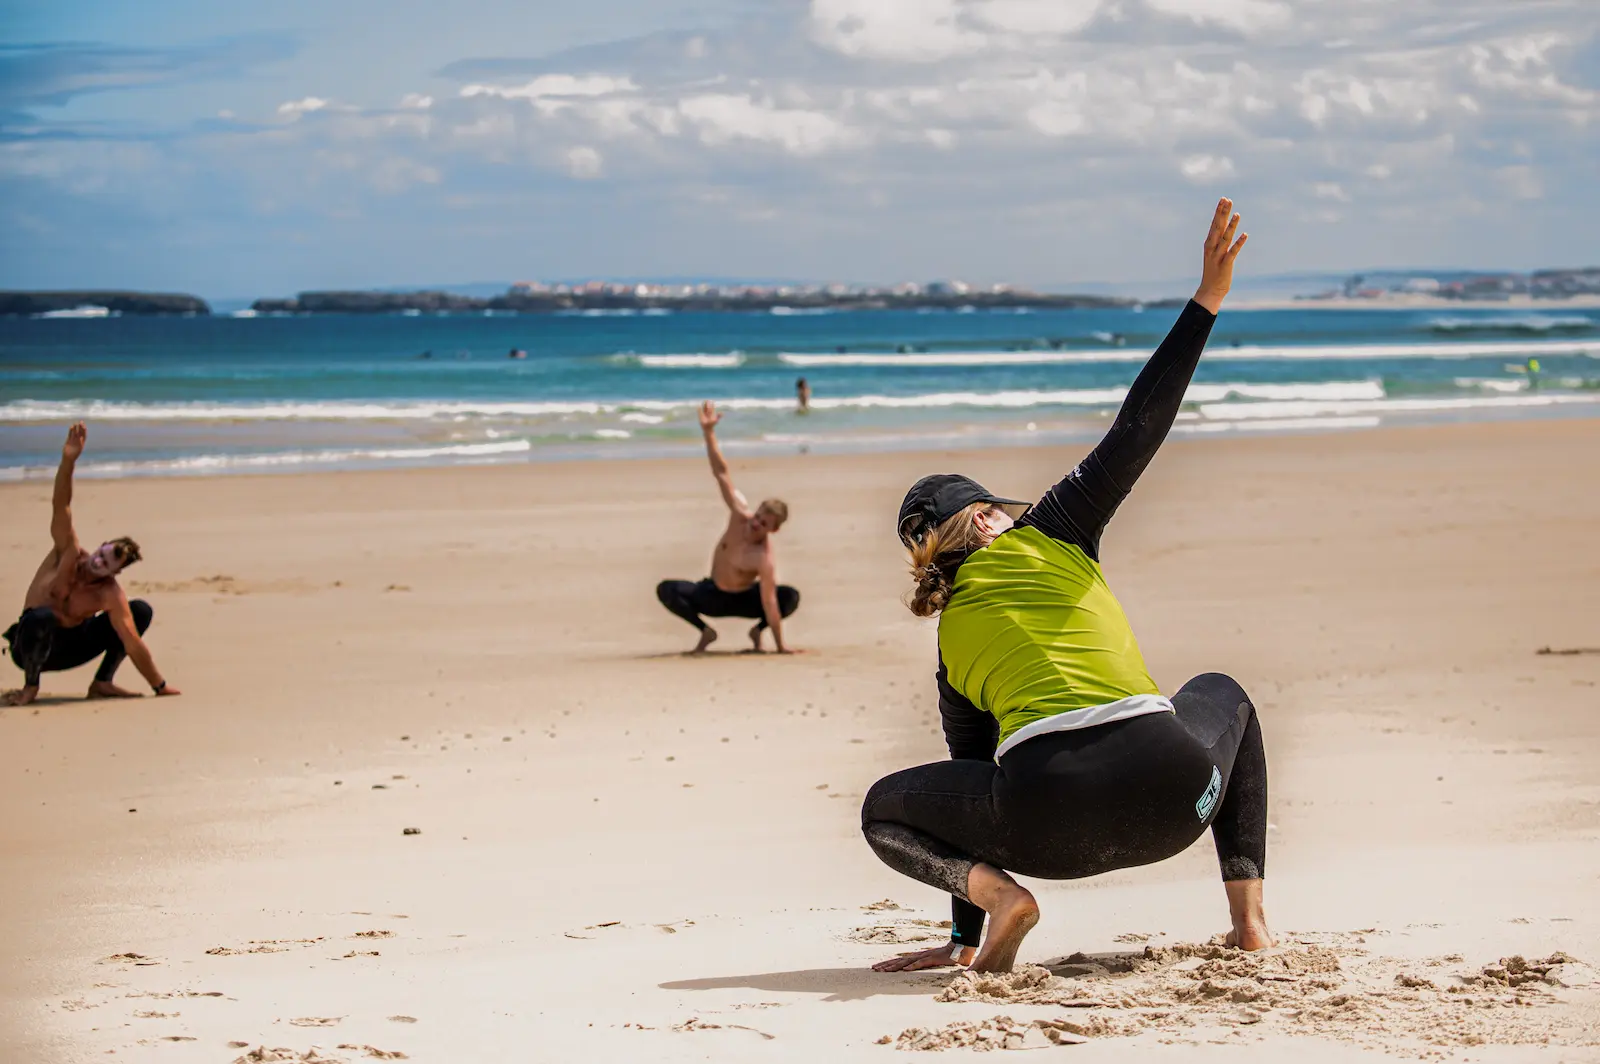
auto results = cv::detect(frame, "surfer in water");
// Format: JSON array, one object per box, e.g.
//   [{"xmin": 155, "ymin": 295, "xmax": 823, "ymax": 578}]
[{"xmin": 863, "ymin": 199, "xmax": 1269, "ymax": 974}]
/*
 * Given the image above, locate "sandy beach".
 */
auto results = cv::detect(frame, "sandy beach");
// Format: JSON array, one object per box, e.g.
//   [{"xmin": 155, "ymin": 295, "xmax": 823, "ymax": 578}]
[{"xmin": 2, "ymin": 418, "xmax": 1598, "ymax": 1062}]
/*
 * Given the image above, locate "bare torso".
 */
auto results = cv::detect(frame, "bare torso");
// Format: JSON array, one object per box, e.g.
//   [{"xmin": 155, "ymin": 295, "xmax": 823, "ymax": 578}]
[
  {"xmin": 23, "ymin": 548, "xmax": 118, "ymax": 627},
  {"xmin": 708, "ymin": 513, "xmax": 769, "ymax": 592}
]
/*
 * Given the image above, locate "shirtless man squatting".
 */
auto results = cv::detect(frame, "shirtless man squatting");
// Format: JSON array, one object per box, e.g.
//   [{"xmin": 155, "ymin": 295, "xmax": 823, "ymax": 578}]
[
  {"xmin": 3, "ymin": 423, "xmax": 182, "ymax": 706},
  {"xmin": 655, "ymin": 401, "xmax": 801, "ymax": 654}
]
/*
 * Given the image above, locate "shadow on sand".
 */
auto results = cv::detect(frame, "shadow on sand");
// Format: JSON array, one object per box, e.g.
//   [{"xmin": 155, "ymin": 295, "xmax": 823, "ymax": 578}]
[{"xmin": 660, "ymin": 967, "xmax": 947, "ymax": 1003}]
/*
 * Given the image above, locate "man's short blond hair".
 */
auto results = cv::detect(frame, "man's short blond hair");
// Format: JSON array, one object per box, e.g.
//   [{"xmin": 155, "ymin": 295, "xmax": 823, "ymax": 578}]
[
  {"xmin": 757, "ymin": 499, "xmax": 789, "ymax": 527},
  {"xmin": 110, "ymin": 536, "xmax": 142, "ymax": 568}
]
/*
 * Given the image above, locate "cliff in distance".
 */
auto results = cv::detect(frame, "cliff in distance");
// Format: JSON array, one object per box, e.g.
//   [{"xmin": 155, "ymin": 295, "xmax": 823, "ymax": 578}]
[{"xmin": 0, "ymin": 291, "xmax": 211, "ymax": 317}]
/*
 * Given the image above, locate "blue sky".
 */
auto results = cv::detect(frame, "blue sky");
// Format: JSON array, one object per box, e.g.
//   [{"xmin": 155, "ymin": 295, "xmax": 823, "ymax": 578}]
[{"xmin": 2, "ymin": 0, "xmax": 1596, "ymax": 298}]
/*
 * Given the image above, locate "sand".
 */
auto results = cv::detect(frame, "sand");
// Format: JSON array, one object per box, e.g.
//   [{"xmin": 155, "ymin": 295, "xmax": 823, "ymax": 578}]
[{"xmin": 2, "ymin": 418, "xmax": 1599, "ymax": 1062}]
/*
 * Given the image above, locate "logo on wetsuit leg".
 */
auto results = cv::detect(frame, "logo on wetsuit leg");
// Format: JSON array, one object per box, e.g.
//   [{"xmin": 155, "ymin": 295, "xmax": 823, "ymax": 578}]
[{"xmin": 1195, "ymin": 765, "xmax": 1222, "ymax": 821}]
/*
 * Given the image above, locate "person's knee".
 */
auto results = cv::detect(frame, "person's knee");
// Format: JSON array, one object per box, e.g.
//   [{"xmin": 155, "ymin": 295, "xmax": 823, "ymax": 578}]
[
  {"xmin": 1183, "ymin": 672, "xmax": 1253, "ymax": 713},
  {"xmin": 777, "ymin": 586, "xmax": 800, "ymax": 617},
  {"xmin": 129, "ymin": 599, "xmax": 154, "ymax": 634},
  {"xmin": 655, "ymin": 580, "xmax": 680, "ymax": 608},
  {"xmin": 861, "ymin": 774, "xmax": 905, "ymax": 829}
]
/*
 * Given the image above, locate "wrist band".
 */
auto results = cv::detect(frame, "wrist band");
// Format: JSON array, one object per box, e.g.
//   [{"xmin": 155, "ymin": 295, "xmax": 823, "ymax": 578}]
[{"xmin": 154, "ymin": 680, "xmax": 167, "ymax": 693}]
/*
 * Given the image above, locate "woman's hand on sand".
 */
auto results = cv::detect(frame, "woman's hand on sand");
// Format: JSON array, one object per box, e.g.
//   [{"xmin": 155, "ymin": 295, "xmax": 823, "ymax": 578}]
[
  {"xmin": 155, "ymin": 683, "xmax": 182, "ymax": 697},
  {"xmin": 1194, "ymin": 197, "xmax": 1247, "ymax": 315},
  {"xmin": 872, "ymin": 943, "xmax": 975, "ymax": 972}
]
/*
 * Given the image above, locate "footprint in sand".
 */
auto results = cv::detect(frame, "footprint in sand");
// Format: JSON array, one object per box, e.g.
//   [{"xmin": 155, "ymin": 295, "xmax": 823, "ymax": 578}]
[{"xmin": 288, "ymin": 1016, "xmax": 342, "ymax": 1027}]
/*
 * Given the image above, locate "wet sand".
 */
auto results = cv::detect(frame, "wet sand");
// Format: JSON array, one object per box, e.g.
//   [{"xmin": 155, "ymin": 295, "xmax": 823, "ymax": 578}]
[{"xmin": 2, "ymin": 418, "xmax": 1598, "ymax": 1061}]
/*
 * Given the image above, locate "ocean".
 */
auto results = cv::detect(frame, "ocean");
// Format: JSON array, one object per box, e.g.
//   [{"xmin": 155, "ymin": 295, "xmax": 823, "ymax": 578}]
[{"xmin": 2, "ymin": 305, "xmax": 1598, "ymax": 480}]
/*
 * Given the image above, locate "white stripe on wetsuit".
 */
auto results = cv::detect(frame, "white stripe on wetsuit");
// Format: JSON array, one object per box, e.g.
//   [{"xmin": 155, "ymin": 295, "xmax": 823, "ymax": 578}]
[{"xmin": 993, "ymin": 693, "xmax": 1174, "ymax": 760}]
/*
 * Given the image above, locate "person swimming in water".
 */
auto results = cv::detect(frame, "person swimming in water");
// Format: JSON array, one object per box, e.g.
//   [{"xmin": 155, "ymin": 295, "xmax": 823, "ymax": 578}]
[
  {"xmin": 796, "ymin": 377, "xmax": 812, "ymax": 413},
  {"xmin": 862, "ymin": 199, "xmax": 1268, "ymax": 975}
]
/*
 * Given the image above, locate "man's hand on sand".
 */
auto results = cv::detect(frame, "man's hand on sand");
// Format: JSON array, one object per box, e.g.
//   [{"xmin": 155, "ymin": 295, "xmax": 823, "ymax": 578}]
[
  {"xmin": 3, "ymin": 686, "xmax": 40, "ymax": 707},
  {"xmin": 1194, "ymin": 197, "xmax": 1247, "ymax": 315},
  {"xmin": 873, "ymin": 943, "xmax": 975, "ymax": 973},
  {"xmin": 698, "ymin": 400, "xmax": 722, "ymax": 433},
  {"xmin": 63, "ymin": 422, "xmax": 87, "ymax": 461}
]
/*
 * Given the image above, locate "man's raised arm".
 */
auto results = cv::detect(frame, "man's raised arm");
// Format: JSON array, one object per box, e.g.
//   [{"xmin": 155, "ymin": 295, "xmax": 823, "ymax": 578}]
[
  {"xmin": 51, "ymin": 423, "xmax": 86, "ymax": 556},
  {"xmin": 698, "ymin": 400, "xmax": 752, "ymax": 516}
]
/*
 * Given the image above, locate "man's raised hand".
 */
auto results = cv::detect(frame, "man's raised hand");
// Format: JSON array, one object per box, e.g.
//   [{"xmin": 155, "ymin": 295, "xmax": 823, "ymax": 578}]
[
  {"xmin": 63, "ymin": 422, "xmax": 87, "ymax": 461},
  {"xmin": 698, "ymin": 400, "xmax": 723, "ymax": 433},
  {"xmin": 1194, "ymin": 198, "xmax": 1248, "ymax": 315}
]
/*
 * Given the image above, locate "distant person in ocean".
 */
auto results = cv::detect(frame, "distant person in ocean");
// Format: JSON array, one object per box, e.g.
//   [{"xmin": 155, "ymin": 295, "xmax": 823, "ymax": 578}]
[
  {"xmin": 655, "ymin": 401, "xmax": 800, "ymax": 654},
  {"xmin": 509, "ymin": 348, "xmax": 527, "ymax": 359},
  {"xmin": 796, "ymin": 377, "xmax": 812, "ymax": 413},
  {"xmin": 863, "ymin": 198, "xmax": 1267, "ymax": 975},
  {"xmin": 3, "ymin": 423, "xmax": 182, "ymax": 707}
]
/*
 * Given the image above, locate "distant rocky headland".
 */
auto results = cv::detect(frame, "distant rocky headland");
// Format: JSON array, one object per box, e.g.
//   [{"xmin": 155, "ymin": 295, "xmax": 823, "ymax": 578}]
[
  {"xmin": 249, "ymin": 281, "xmax": 1141, "ymax": 315},
  {"xmin": 0, "ymin": 291, "xmax": 211, "ymax": 317}
]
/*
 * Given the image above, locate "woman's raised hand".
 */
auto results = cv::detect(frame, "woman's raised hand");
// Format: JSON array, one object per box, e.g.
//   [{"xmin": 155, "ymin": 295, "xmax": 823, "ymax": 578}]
[{"xmin": 1194, "ymin": 197, "xmax": 1247, "ymax": 315}]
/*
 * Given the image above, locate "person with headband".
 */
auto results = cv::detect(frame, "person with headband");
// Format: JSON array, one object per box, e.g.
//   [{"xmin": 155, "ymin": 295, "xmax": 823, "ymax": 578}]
[
  {"xmin": 3, "ymin": 423, "xmax": 181, "ymax": 706},
  {"xmin": 862, "ymin": 199, "xmax": 1268, "ymax": 974}
]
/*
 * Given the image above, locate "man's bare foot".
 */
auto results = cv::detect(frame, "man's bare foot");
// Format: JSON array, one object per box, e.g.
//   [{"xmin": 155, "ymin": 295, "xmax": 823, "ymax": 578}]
[
  {"xmin": 87, "ymin": 681, "xmax": 142, "ymax": 700},
  {"xmin": 1223, "ymin": 878, "xmax": 1274, "ymax": 951},
  {"xmin": 967, "ymin": 864, "xmax": 1040, "ymax": 973},
  {"xmin": 3, "ymin": 686, "xmax": 39, "ymax": 707},
  {"xmin": 748, "ymin": 622, "xmax": 765, "ymax": 652},
  {"xmin": 689, "ymin": 627, "xmax": 719, "ymax": 654},
  {"xmin": 873, "ymin": 943, "xmax": 975, "ymax": 973}
]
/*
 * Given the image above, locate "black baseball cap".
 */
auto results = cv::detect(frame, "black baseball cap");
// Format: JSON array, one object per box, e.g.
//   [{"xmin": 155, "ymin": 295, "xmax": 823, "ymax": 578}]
[{"xmin": 897, "ymin": 474, "xmax": 1028, "ymax": 547}]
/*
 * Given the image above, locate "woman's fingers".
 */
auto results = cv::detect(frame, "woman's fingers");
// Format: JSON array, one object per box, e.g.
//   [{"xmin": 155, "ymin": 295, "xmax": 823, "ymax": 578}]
[
  {"xmin": 1225, "ymin": 231, "xmax": 1250, "ymax": 261},
  {"xmin": 1206, "ymin": 198, "xmax": 1233, "ymax": 250}
]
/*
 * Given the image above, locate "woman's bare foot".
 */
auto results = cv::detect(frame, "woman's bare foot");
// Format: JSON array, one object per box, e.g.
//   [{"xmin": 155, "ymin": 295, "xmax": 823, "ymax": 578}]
[
  {"xmin": 1223, "ymin": 878, "xmax": 1274, "ymax": 950},
  {"xmin": 87, "ymin": 681, "xmax": 142, "ymax": 700},
  {"xmin": 967, "ymin": 864, "xmax": 1040, "ymax": 973},
  {"xmin": 747, "ymin": 622, "xmax": 765, "ymax": 652},
  {"xmin": 3, "ymin": 686, "xmax": 40, "ymax": 707},
  {"xmin": 872, "ymin": 943, "xmax": 975, "ymax": 972},
  {"xmin": 688, "ymin": 627, "xmax": 719, "ymax": 654}
]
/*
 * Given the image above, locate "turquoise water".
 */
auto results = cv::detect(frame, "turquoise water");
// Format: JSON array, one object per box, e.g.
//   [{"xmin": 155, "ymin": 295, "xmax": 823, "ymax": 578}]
[{"xmin": 2, "ymin": 305, "xmax": 1597, "ymax": 478}]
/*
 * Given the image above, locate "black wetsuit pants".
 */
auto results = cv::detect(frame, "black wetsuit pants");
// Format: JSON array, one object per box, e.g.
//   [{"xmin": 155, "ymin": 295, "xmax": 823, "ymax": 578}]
[
  {"xmin": 861, "ymin": 673, "xmax": 1267, "ymax": 946},
  {"xmin": 3, "ymin": 602, "xmax": 153, "ymax": 687},
  {"xmin": 655, "ymin": 578, "xmax": 800, "ymax": 632}
]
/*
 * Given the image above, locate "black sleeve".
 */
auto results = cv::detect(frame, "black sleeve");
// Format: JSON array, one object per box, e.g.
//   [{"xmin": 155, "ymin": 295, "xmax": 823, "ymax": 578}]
[
  {"xmin": 938, "ymin": 659, "xmax": 998, "ymax": 763},
  {"xmin": 1017, "ymin": 299, "xmax": 1217, "ymax": 561},
  {"xmin": 936, "ymin": 654, "xmax": 996, "ymax": 947}
]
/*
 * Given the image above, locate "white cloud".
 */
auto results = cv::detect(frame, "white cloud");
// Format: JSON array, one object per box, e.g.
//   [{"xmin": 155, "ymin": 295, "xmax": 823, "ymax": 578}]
[
  {"xmin": 972, "ymin": 0, "xmax": 1103, "ymax": 35},
  {"xmin": 1143, "ymin": 0, "xmax": 1290, "ymax": 35},
  {"xmin": 400, "ymin": 94, "xmax": 434, "ymax": 110},
  {"xmin": 1313, "ymin": 181, "xmax": 1350, "ymax": 202},
  {"xmin": 460, "ymin": 74, "xmax": 639, "ymax": 101},
  {"xmin": 564, "ymin": 146, "xmax": 604, "ymax": 179},
  {"xmin": 677, "ymin": 94, "xmax": 858, "ymax": 155},
  {"xmin": 1180, "ymin": 154, "xmax": 1235, "ymax": 183},
  {"xmin": 277, "ymin": 96, "xmax": 329, "ymax": 117},
  {"xmin": 808, "ymin": 0, "xmax": 987, "ymax": 62}
]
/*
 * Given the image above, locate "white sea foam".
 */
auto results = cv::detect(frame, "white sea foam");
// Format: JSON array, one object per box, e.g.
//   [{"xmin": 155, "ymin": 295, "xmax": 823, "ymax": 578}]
[
  {"xmin": 632, "ymin": 353, "xmax": 746, "ymax": 368},
  {"xmin": 1197, "ymin": 392, "xmax": 1600, "ymax": 421},
  {"xmin": 1428, "ymin": 314, "xmax": 1594, "ymax": 333},
  {"xmin": 0, "ymin": 381, "xmax": 1386, "ymax": 423},
  {"xmin": 779, "ymin": 339, "xmax": 1600, "ymax": 367},
  {"xmin": 0, "ymin": 439, "xmax": 533, "ymax": 481},
  {"xmin": 593, "ymin": 429, "xmax": 631, "ymax": 439},
  {"xmin": 621, "ymin": 412, "xmax": 665, "ymax": 424}
]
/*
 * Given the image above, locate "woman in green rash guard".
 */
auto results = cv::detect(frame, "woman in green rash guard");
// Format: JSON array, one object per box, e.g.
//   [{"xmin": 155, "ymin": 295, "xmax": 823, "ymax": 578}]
[{"xmin": 863, "ymin": 199, "xmax": 1271, "ymax": 975}]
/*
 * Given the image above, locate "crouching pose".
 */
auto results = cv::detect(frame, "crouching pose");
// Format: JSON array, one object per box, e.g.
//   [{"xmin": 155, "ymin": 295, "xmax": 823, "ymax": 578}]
[
  {"xmin": 4, "ymin": 423, "xmax": 181, "ymax": 706},
  {"xmin": 656, "ymin": 401, "xmax": 800, "ymax": 654},
  {"xmin": 863, "ymin": 200, "xmax": 1267, "ymax": 973}
]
